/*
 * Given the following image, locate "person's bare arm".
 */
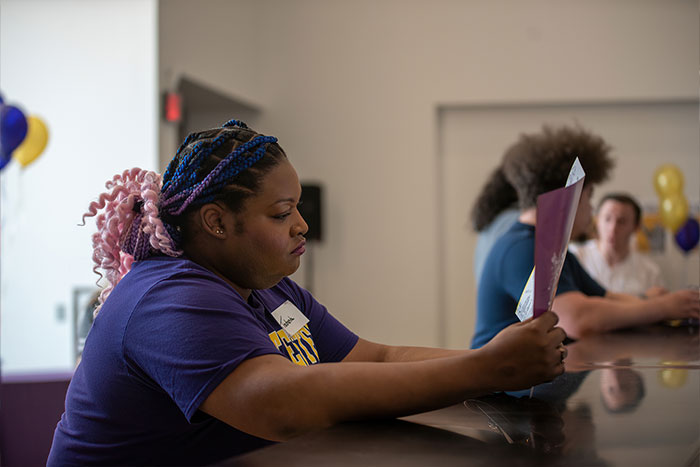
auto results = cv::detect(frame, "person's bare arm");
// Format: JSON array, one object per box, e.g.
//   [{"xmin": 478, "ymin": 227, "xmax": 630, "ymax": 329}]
[
  {"xmin": 604, "ymin": 291, "xmax": 643, "ymax": 302},
  {"xmin": 644, "ymin": 286, "xmax": 668, "ymax": 299},
  {"xmin": 342, "ymin": 338, "xmax": 465, "ymax": 363},
  {"xmin": 553, "ymin": 289, "xmax": 700, "ymax": 339},
  {"xmin": 200, "ymin": 312, "xmax": 566, "ymax": 441}
]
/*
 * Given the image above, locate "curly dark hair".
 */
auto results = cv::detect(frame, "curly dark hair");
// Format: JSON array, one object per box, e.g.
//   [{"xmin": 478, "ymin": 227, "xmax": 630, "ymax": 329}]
[{"xmin": 471, "ymin": 124, "xmax": 615, "ymax": 231}]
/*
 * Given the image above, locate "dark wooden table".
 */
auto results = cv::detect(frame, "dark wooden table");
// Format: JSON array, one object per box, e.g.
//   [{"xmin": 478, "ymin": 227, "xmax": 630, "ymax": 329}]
[{"xmin": 224, "ymin": 324, "xmax": 700, "ymax": 466}]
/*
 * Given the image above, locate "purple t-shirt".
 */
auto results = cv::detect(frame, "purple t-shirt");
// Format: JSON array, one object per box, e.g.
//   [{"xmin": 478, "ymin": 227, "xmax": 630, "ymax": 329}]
[{"xmin": 48, "ymin": 256, "xmax": 358, "ymax": 466}]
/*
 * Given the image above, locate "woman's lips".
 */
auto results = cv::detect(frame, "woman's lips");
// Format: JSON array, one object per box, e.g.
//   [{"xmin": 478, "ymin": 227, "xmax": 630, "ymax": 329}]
[{"xmin": 292, "ymin": 240, "xmax": 306, "ymax": 255}]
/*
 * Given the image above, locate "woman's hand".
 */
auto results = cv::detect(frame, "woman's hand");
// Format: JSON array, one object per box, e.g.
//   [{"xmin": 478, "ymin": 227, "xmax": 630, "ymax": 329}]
[{"xmin": 479, "ymin": 311, "xmax": 566, "ymax": 391}]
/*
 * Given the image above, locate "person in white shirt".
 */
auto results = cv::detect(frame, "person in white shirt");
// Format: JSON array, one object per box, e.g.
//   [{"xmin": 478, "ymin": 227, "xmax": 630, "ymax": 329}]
[{"xmin": 570, "ymin": 193, "xmax": 665, "ymax": 298}]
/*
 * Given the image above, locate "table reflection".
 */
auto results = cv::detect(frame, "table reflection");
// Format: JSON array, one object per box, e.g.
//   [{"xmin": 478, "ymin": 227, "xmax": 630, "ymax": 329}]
[
  {"xmin": 598, "ymin": 363, "xmax": 645, "ymax": 413},
  {"xmin": 565, "ymin": 324, "xmax": 699, "ymax": 370},
  {"xmin": 461, "ymin": 372, "xmax": 606, "ymax": 464},
  {"xmin": 406, "ymin": 352, "xmax": 698, "ymax": 466}
]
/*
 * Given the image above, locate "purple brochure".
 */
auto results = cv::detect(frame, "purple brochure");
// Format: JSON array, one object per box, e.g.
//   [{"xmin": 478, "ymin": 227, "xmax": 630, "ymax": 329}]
[
  {"xmin": 533, "ymin": 160, "xmax": 585, "ymax": 317},
  {"xmin": 516, "ymin": 158, "xmax": 585, "ymax": 321}
]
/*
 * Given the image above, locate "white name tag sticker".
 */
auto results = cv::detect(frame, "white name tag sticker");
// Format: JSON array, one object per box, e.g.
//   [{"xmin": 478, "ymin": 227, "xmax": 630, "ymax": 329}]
[{"xmin": 270, "ymin": 300, "xmax": 309, "ymax": 338}]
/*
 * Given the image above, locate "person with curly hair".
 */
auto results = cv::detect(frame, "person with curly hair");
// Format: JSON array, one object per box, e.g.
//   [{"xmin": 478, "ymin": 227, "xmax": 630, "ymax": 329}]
[
  {"xmin": 48, "ymin": 120, "xmax": 567, "ymax": 466},
  {"xmin": 470, "ymin": 125, "xmax": 699, "ymax": 350}
]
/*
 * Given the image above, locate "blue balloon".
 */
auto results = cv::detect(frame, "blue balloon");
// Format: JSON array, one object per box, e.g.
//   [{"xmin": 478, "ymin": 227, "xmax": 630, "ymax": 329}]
[
  {"xmin": 0, "ymin": 149, "xmax": 12, "ymax": 170},
  {"xmin": 675, "ymin": 217, "xmax": 700, "ymax": 253},
  {"xmin": 0, "ymin": 104, "xmax": 28, "ymax": 157}
]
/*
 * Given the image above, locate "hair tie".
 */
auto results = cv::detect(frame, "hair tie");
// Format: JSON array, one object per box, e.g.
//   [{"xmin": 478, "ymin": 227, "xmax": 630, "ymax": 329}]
[{"xmin": 222, "ymin": 119, "xmax": 248, "ymax": 129}]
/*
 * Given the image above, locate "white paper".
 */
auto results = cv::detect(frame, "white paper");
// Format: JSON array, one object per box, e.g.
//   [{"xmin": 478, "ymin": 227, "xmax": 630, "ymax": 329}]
[
  {"xmin": 516, "ymin": 267, "xmax": 535, "ymax": 321},
  {"xmin": 565, "ymin": 157, "xmax": 585, "ymax": 187}
]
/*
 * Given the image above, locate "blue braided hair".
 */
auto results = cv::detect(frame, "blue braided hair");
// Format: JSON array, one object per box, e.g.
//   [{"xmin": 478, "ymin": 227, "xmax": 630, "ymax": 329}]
[{"xmin": 159, "ymin": 119, "xmax": 288, "ymax": 246}]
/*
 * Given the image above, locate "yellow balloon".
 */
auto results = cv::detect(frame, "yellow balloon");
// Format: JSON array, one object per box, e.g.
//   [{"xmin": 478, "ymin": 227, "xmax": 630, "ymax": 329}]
[
  {"xmin": 653, "ymin": 164, "xmax": 684, "ymax": 197},
  {"xmin": 659, "ymin": 194, "xmax": 688, "ymax": 232},
  {"xmin": 13, "ymin": 115, "xmax": 49, "ymax": 167},
  {"xmin": 658, "ymin": 365, "xmax": 687, "ymax": 388}
]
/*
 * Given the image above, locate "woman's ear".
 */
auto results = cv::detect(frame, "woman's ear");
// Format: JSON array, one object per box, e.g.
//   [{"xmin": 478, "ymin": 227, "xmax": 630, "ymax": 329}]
[{"xmin": 198, "ymin": 203, "xmax": 228, "ymax": 239}]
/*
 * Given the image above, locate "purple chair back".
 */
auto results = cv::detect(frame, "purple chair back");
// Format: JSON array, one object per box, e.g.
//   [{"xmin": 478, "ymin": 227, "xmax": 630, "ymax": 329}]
[{"xmin": 0, "ymin": 371, "xmax": 73, "ymax": 467}]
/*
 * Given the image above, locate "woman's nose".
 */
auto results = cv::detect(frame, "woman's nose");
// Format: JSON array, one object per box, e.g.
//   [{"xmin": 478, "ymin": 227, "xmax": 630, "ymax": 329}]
[{"xmin": 292, "ymin": 211, "xmax": 309, "ymax": 237}]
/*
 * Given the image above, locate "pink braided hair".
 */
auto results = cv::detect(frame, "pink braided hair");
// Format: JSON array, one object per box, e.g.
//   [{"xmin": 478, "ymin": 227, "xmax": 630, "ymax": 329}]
[{"xmin": 82, "ymin": 168, "xmax": 182, "ymax": 315}]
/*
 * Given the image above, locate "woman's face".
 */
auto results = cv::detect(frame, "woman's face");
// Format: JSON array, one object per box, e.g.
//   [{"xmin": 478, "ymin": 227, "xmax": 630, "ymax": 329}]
[{"xmin": 219, "ymin": 160, "xmax": 308, "ymax": 296}]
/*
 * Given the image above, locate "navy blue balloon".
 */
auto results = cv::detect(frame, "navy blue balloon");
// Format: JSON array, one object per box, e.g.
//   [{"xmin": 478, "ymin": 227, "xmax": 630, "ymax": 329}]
[
  {"xmin": 0, "ymin": 149, "xmax": 12, "ymax": 170},
  {"xmin": 0, "ymin": 104, "xmax": 28, "ymax": 158},
  {"xmin": 675, "ymin": 217, "xmax": 700, "ymax": 253},
  {"xmin": 0, "ymin": 104, "xmax": 12, "ymax": 170}
]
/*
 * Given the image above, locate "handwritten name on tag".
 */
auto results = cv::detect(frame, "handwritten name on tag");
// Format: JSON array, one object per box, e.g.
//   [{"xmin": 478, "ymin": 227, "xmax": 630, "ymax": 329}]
[{"xmin": 271, "ymin": 300, "xmax": 309, "ymax": 338}]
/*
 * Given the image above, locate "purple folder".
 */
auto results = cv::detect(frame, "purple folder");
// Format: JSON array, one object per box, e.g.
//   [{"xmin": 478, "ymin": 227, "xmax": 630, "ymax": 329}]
[{"xmin": 533, "ymin": 158, "xmax": 586, "ymax": 318}]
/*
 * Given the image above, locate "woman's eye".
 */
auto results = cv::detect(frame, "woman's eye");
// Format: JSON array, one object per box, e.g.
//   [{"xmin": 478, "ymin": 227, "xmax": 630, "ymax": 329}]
[{"xmin": 273, "ymin": 212, "xmax": 291, "ymax": 220}]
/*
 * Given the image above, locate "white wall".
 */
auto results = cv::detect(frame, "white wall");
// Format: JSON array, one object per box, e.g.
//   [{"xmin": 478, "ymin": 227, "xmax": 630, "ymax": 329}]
[
  {"xmin": 159, "ymin": 0, "xmax": 698, "ymax": 348},
  {"xmin": 0, "ymin": 0, "xmax": 158, "ymax": 372},
  {"xmin": 158, "ymin": 0, "xmax": 265, "ymax": 170}
]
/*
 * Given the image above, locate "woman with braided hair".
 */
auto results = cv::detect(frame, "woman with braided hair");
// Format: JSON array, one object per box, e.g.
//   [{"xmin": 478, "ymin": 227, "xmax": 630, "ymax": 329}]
[{"xmin": 49, "ymin": 120, "xmax": 567, "ymax": 466}]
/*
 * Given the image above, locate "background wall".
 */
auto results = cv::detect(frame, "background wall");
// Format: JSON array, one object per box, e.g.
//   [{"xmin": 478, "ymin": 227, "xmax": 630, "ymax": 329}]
[
  {"xmin": 160, "ymin": 0, "xmax": 698, "ymax": 349},
  {"xmin": 0, "ymin": 0, "xmax": 158, "ymax": 372}
]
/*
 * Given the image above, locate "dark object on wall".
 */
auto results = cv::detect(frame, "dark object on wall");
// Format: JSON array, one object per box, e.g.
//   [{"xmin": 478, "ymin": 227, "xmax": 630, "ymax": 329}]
[{"xmin": 300, "ymin": 184, "xmax": 323, "ymax": 242}]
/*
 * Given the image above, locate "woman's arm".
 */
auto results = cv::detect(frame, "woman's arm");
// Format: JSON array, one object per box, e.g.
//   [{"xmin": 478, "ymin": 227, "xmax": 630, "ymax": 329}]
[
  {"xmin": 200, "ymin": 312, "xmax": 566, "ymax": 441},
  {"xmin": 341, "ymin": 338, "xmax": 465, "ymax": 363}
]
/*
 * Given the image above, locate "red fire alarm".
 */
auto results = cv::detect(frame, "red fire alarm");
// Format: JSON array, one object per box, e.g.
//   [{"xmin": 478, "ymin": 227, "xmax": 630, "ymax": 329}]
[{"xmin": 164, "ymin": 92, "xmax": 182, "ymax": 123}]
